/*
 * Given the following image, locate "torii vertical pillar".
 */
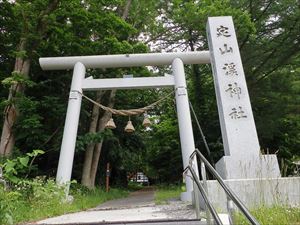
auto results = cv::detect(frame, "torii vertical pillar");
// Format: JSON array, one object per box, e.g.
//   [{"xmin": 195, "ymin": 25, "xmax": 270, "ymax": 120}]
[
  {"xmin": 173, "ymin": 58, "xmax": 199, "ymax": 201},
  {"xmin": 56, "ymin": 62, "xmax": 86, "ymax": 186}
]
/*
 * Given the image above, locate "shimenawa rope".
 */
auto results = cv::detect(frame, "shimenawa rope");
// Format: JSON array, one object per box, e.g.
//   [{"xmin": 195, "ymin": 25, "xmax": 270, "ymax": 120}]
[{"xmin": 76, "ymin": 91, "xmax": 174, "ymax": 116}]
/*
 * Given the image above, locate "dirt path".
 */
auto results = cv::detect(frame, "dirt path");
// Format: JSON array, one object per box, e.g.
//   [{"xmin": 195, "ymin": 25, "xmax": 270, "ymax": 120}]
[{"xmin": 95, "ymin": 187, "xmax": 155, "ymax": 210}]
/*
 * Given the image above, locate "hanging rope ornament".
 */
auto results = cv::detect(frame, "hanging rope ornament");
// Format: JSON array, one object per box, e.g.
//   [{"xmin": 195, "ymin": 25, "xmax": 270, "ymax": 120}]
[
  {"xmin": 76, "ymin": 91, "xmax": 174, "ymax": 132},
  {"xmin": 78, "ymin": 91, "xmax": 174, "ymax": 117},
  {"xmin": 142, "ymin": 112, "xmax": 151, "ymax": 127},
  {"xmin": 124, "ymin": 117, "xmax": 135, "ymax": 133},
  {"xmin": 105, "ymin": 118, "xmax": 116, "ymax": 129}
]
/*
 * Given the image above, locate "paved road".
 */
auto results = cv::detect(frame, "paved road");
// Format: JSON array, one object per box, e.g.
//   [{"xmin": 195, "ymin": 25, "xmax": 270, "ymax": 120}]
[
  {"xmin": 53, "ymin": 220, "xmax": 206, "ymax": 225},
  {"xmin": 34, "ymin": 187, "xmax": 202, "ymax": 225}
]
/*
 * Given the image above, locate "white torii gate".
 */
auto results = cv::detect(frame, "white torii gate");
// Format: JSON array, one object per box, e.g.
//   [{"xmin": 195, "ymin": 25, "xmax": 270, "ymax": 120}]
[
  {"xmin": 40, "ymin": 51, "xmax": 210, "ymax": 201},
  {"xmin": 40, "ymin": 16, "xmax": 281, "ymax": 202}
]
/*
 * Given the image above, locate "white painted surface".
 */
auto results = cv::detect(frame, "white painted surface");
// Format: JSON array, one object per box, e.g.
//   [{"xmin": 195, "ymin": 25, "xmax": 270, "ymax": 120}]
[
  {"xmin": 216, "ymin": 154, "xmax": 280, "ymax": 179},
  {"xmin": 173, "ymin": 58, "xmax": 199, "ymax": 201},
  {"xmin": 39, "ymin": 51, "xmax": 210, "ymax": 70},
  {"xmin": 56, "ymin": 62, "xmax": 85, "ymax": 185},
  {"xmin": 82, "ymin": 74, "xmax": 175, "ymax": 91},
  {"xmin": 218, "ymin": 214, "xmax": 230, "ymax": 225},
  {"xmin": 37, "ymin": 207, "xmax": 168, "ymax": 224},
  {"xmin": 206, "ymin": 16, "xmax": 280, "ymax": 179},
  {"xmin": 35, "ymin": 201, "xmax": 198, "ymax": 224},
  {"xmin": 207, "ymin": 16, "xmax": 260, "ymax": 159},
  {"xmin": 200, "ymin": 177, "xmax": 300, "ymax": 211}
]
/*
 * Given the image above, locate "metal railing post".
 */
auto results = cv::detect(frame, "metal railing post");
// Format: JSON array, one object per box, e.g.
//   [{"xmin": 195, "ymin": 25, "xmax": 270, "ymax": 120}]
[
  {"xmin": 187, "ymin": 166, "xmax": 223, "ymax": 225},
  {"xmin": 227, "ymin": 197, "xmax": 235, "ymax": 225},
  {"xmin": 201, "ymin": 159, "xmax": 211, "ymax": 225},
  {"xmin": 193, "ymin": 179, "xmax": 201, "ymax": 219}
]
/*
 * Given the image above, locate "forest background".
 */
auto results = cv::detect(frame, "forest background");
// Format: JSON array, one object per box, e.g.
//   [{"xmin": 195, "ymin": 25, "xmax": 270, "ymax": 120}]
[{"xmin": 0, "ymin": 0, "xmax": 299, "ymax": 189}]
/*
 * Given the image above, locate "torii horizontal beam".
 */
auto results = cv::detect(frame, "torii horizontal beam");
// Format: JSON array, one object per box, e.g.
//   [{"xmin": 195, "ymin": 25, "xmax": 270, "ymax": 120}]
[
  {"xmin": 39, "ymin": 51, "xmax": 210, "ymax": 70},
  {"xmin": 82, "ymin": 74, "xmax": 175, "ymax": 91}
]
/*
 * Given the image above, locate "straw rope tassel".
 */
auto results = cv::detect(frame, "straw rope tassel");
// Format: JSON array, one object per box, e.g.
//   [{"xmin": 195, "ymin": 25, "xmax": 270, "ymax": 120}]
[{"xmin": 77, "ymin": 91, "xmax": 174, "ymax": 116}]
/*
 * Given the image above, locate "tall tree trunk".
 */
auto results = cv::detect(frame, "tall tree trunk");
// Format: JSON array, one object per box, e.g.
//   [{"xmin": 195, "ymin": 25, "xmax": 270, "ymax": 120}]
[
  {"xmin": 122, "ymin": 0, "xmax": 132, "ymax": 19},
  {"xmin": 81, "ymin": 0, "xmax": 132, "ymax": 188},
  {"xmin": 0, "ymin": 39, "xmax": 30, "ymax": 156},
  {"xmin": 81, "ymin": 91, "xmax": 104, "ymax": 187},
  {"xmin": 89, "ymin": 90, "xmax": 116, "ymax": 187}
]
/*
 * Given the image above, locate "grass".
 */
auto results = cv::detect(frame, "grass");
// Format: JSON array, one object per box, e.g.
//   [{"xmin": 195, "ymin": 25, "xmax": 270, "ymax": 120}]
[
  {"xmin": 127, "ymin": 181, "xmax": 144, "ymax": 191},
  {"xmin": 234, "ymin": 205, "xmax": 300, "ymax": 225},
  {"xmin": 154, "ymin": 184, "xmax": 183, "ymax": 204},
  {"xmin": 154, "ymin": 185, "xmax": 300, "ymax": 225},
  {"xmin": 19, "ymin": 188, "xmax": 128, "ymax": 224},
  {"xmin": 1, "ymin": 185, "xmax": 129, "ymax": 225}
]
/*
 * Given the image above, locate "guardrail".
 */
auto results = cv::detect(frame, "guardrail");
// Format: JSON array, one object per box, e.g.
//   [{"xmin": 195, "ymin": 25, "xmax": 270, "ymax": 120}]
[
  {"xmin": 183, "ymin": 149, "xmax": 260, "ymax": 225},
  {"xmin": 183, "ymin": 164, "xmax": 222, "ymax": 225}
]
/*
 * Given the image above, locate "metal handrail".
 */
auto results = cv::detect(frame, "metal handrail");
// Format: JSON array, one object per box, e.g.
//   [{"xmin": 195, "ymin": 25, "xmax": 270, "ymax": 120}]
[
  {"xmin": 183, "ymin": 165, "xmax": 223, "ymax": 225},
  {"xmin": 191, "ymin": 148, "xmax": 260, "ymax": 225}
]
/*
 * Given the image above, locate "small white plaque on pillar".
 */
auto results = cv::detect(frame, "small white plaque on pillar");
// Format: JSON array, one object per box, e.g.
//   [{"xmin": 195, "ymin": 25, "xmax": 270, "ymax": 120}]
[
  {"xmin": 69, "ymin": 91, "xmax": 80, "ymax": 99},
  {"xmin": 207, "ymin": 16, "xmax": 280, "ymax": 179}
]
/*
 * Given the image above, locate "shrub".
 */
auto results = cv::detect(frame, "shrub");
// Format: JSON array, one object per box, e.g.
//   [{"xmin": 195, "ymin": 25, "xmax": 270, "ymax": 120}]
[
  {"xmin": 0, "ymin": 187, "xmax": 22, "ymax": 225},
  {"xmin": 0, "ymin": 149, "xmax": 44, "ymax": 183}
]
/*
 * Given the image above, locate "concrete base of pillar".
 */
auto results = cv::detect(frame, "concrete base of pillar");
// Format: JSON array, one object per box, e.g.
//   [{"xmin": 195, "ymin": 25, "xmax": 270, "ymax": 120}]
[
  {"xmin": 216, "ymin": 154, "xmax": 281, "ymax": 179},
  {"xmin": 199, "ymin": 177, "xmax": 300, "ymax": 211},
  {"xmin": 181, "ymin": 191, "xmax": 193, "ymax": 202}
]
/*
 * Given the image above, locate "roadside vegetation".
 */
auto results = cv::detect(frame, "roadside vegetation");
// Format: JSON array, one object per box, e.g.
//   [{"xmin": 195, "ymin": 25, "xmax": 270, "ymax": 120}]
[
  {"xmin": 234, "ymin": 205, "xmax": 300, "ymax": 225},
  {"xmin": 154, "ymin": 185, "xmax": 300, "ymax": 225},
  {"xmin": 0, "ymin": 181, "xmax": 128, "ymax": 225},
  {"xmin": 154, "ymin": 185, "xmax": 183, "ymax": 204},
  {"xmin": 127, "ymin": 181, "xmax": 144, "ymax": 191},
  {"xmin": 0, "ymin": 150, "xmax": 128, "ymax": 225}
]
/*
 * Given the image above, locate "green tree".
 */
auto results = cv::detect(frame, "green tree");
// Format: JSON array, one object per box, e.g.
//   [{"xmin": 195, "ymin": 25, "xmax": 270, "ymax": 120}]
[
  {"xmin": 139, "ymin": 0, "xmax": 300, "ymax": 174},
  {"xmin": 1, "ymin": 0, "xmax": 299, "ymax": 186},
  {"xmin": 0, "ymin": 0, "xmax": 60, "ymax": 156}
]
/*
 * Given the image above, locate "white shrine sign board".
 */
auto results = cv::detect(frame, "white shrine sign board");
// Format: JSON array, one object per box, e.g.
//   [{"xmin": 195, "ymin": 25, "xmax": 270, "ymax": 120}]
[{"xmin": 207, "ymin": 16, "xmax": 280, "ymax": 179}]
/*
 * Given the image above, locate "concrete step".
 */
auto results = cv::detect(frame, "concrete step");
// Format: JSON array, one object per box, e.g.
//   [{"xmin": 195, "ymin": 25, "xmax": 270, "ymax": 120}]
[
  {"xmin": 52, "ymin": 219, "xmax": 207, "ymax": 225},
  {"xmin": 107, "ymin": 221, "xmax": 206, "ymax": 225}
]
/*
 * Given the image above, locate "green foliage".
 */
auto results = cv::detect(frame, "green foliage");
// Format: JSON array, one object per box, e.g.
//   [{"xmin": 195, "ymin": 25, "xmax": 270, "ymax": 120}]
[
  {"xmin": 148, "ymin": 0, "xmax": 255, "ymax": 51},
  {"xmin": 13, "ymin": 95, "xmax": 51, "ymax": 149},
  {"xmin": 0, "ymin": 177, "xmax": 64, "ymax": 225},
  {"xmin": 154, "ymin": 185, "xmax": 183, "ymax": 205},
  {"xmin": 252, "ymin": 67, "xmax": 300, "ymax": 174},
  {"xmin": 145, "ymin": 0, "xmax": 300, "ymax": 175},
  {"xmin": 0, "ymin": 187, "xmax": 20, "ymax": 225},
  {"xmin": 0, "ymin": 150, "xmax": 44, "ymax": 183},
  {"xmin": 11, "ymin": 50, "xmax": 27, "ymax": 59},
  {"xmin": 234, "ymin": 205, "xmax": 300, "ymax": 225},
  {"xmin": 141, "ymin": 95, "xmax": 183, "ymax": 183},
  {"xmin": 0, "ymin": 178, "xmax": 128, "ymax": 225},
  {"xmin": 2, "ymin": 72, "xmax": 35, "ymax": 88},
  {"xmin": 127, "ymin": 181, "xmax": 143, "ymax": 191},
  {"xmin": 76, "ymin": 130, "xmax": 114, "ymax": 152}
]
